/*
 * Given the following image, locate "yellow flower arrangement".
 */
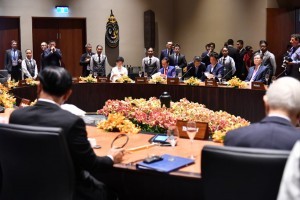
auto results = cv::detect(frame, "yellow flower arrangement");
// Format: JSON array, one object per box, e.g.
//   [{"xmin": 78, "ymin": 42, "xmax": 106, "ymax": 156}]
[
  {"xmin": 25, "ymin": 78, "xmax": 39, "ymax": 86},
  {"xmin": 116, "ymin": 75, "xmax": 134, "ymax": 83},
  {"xmin": 184, "ymin": 77, "xmax": 201, "ymax": 86},
  {"xmin": 149, "ymin": 76, "xmax": 167, "ymax": 84},
  {"xmin": 7, "ymin": 80, "xmax": 19, "ymax": 89},
  {"xmin": 97, "ymin": 113, "xmax": 140, "ymax": 134},
  {"xmin": 0, "ymin": 83, "xmax": 16, "ymax": 108},
  {"xmin": 228, "ymin": 76, "xmax": 247, "ymax": 88},
  {"xmin": 79, "ymin": 74, "xmax": 97, "ymax": 83}
]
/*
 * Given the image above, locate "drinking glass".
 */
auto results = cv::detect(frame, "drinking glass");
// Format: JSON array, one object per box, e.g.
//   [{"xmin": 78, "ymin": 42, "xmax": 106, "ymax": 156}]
[
  {"xmin": 93, "ymin": 72, "xmax": 98, "ymax": 79},
  {"xmin": 178, "ymin": 72, "xmax": 182, "ymax": 81},
  {"xmin": 186, "ymin": 121, "xmax": 197, "ymax": 159},
  {"xmin": 271, "ymin": 75, "xmax": 276, "ymax": 83},
  {"xmin": 172, "ymin": 71, "xmax": 176, "ymax": 78},
  {"xmin": 167, "ymin": 126, "xmax": 179, "ymax": 161},
  {"xmin": 265, "ymin": 73, "xmax": 270, "ymax": 85},
  {"xmin": 217, "ymin": 73, "xmax": 222, "ymax": 83},
  {"xmin": 144, "ymin": 72, "xmax": 148, "ymax": 79},
  {"xmin": 138, "ymin": 71, "xmax": 143, "ymax": 77}
]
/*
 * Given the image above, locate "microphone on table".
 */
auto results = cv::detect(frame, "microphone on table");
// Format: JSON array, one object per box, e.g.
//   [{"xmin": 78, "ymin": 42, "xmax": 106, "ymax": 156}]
[
  {"xmin": 150, "ymin": 65, "xmax": 160, "ymax": 77},
  {"xmin": 274, "ymin": 68, "xmax": 287, "ymax": 80},
  {"xmin": 220, "ymin": 68, "xmax": 234, "ymax": 80},
  {"xmin": 181, "ymin": 64, "xmax": 193, "ymax": 79}
]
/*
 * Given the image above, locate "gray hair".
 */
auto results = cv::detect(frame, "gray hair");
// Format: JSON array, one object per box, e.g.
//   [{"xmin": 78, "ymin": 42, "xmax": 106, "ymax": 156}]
[{"xmin": 266, "ymin": 77, "xmax": 300, "ymax": 114}]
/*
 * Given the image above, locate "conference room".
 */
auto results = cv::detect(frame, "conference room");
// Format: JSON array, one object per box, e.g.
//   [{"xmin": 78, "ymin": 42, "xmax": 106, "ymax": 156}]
[{"xmin": 1, "ymin": 0, "xmax": 300, "ymax": 200}]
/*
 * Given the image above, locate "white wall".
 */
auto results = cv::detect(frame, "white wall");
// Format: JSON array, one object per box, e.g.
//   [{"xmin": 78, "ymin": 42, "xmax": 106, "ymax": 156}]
[
  {"xmin": 0, "ymin": 0, "xmax": 174, "ymax": 66},
  {"xmin": 173, "ymin": 0, "xmax": 269, "ymax": 62}
]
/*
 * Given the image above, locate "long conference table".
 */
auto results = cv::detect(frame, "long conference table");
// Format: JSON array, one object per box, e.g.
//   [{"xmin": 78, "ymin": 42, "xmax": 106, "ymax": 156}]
[{"xmin": 11, "ymin": 82, "xmax": 266, "ymax": 122}]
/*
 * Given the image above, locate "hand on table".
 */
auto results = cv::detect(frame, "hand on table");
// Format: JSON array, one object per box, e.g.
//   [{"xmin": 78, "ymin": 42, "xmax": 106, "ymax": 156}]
[{"xmin": 108, "ymin": 148, "xmax": 125, "ymax": 164}]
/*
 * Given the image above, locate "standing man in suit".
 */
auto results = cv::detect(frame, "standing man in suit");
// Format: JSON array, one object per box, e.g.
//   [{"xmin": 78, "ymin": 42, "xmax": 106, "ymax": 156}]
[
  {"xmin": 9, "ymin": 67, "xmax": 124, "ymax": 200},
  {"xmin": 4, "ymin": 40, "xmax": 23, "ymax": 81},
  {"xmin": 258, "ymin": 40, "xmax": 276, "ymax": 81},
  {"xmin": 21, "ymin": 49, "xmax": 38, "ymax": 80},
  {"xmin": 204, "ymin": 52, "xmax": 224, "ymax": 82},
  {"xmin": 286, "ymin": 33, "xmax": 300, "ymax": 80},
  {"xmin": 168, "ymin": 44, "xmax": 187, "ymax": 76},
  {"xmin": 43, "ymin": 40, "xmax": 62, "ymax": 67},
  {"xmin": 236, "ymin": 40, "xmax": 247, "ymax": 80},
  {"xmin": 186, "ymin": 56, "xmax": 206, "ymax": 80},
  {"xmin": 159, "ymin": 57, "xmax": 175, "ymax": 78},
  {"xmin": 142, "ymin": 47, "xmax": 160, "ymax": 76},
  {"xmin": 159, "ymin": 41, "xmax": 173, "ymax": 64},
  {"xmin": 40, "ymin": 42, "xmax": 48, "ymax": 71},
  {"xmin": 245, "ymin": 52, "xmax": 268, "ymax": 84},
  {"xmin": 225, "ymin": 76, "xmax": 300, "ymax": 150},
  {"xmin": 218, "ymin": 47, "xmax": 236, "ymax": 81},
  {"xmin": 90, "ymin": 45, "xmax": 107, "ymax": 77},
  {"xmin": 201, "ymin": 42, "xmax": 216, "ymax": 67},
  {"xmin": 80, "ymin": 43, "xmax": 95, "ymax": 77}
]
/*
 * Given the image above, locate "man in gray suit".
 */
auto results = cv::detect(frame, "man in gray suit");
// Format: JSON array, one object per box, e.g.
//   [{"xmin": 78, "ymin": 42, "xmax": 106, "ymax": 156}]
[
  {"xmin": 225, "ymin": 76, "xmax": 300, "ymax": 150},
  {"xmin": 4, "ymin": 40, "xmax": 23, "ymax": 81}
]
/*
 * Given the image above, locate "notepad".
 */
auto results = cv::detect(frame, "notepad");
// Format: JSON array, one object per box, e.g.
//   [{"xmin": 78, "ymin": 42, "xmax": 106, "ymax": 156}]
[{"xmin": 136, "ymin": 154, "xmax": 194, "ymax": 173}]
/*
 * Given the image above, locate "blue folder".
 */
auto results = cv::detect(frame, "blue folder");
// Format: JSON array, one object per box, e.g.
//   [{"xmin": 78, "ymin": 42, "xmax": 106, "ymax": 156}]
[{"xmin": 136, "ymin": 154, "xmax": 195, "ymax": 173}]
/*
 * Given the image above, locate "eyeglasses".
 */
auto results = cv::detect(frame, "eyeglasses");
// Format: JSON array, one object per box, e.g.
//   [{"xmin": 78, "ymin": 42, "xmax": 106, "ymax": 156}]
[{"xmin": 111, "ymin": 133, "xmax": 129, "ymax": 149}]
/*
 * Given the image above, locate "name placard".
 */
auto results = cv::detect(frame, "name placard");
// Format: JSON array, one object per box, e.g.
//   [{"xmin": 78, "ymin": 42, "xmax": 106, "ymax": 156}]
[
  {"xmin": 97, "ymin": 77, "xmax": 109, "ymax": 83},
  {"xmin": 251, "ymin": 81, "xmax": 265, "ymax": 90},
  {"xmin": 176, "ymin": 120, "xmax": 209, "ymax": 140},
  {"xmin": 167, "ymin": 78, "xmax": 179, "ymax": 85},
  {"xmin": 72, "ymin": 77, "xmax": 79, "ymax": 83},
  {"xmin": 205, "ymin": 79, "xmax": 217, "ymax": 87},
  {"xmin": 19, "ymin": 98, "xmax": 31, "ymax": 107},
  {"xmin": 18, "ymin": 80, "xmax": 27, "ymax": 87},
  {"xmin": 135, "ymin": 77, "xmax": 147, "ymax": 84}
]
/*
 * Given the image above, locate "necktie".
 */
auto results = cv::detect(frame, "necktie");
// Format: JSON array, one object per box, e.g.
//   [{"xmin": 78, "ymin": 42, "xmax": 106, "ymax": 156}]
[
  {"xmin": 175, "ymin": 54, "xmax": 178, "ymax": 66},
  {"xmin": 223, "ymin": 58, "xmax": 226, "ymax": 65},
  {"xmin": 98, "ymin": 54, "xmax": 101, "ymax": 63},
  {"xmin": 29, "ymin": 60, "xmax": 32, "ymax": 67},
  {"xmin": 13, "ymin": 50, "xmax": 16, "ymax": 60},
  {"xmin": 164, "ymin": 68, "xmax": 168, "ymax": 75},
  {"xmin": 149, "ymin": 58, "xmax": 152, "ymax": 65}
]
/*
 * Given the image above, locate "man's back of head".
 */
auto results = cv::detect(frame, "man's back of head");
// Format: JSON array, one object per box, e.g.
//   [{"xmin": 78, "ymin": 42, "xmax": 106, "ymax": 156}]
[{"xmin": 38, "ymin": 67, "xmax": 72, "ymax": 97}]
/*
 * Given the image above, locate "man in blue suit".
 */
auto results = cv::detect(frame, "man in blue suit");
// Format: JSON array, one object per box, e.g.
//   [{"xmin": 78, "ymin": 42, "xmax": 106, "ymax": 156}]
[
  {"xmin": 159, "ymin": 41, "xmax": 173, "ymax": 64},
  {"xmin": 245, "ymin": 52, "xmax": 268, "ymax": 84},
  {"xmin": 159, "ymin": 57, "xmax": 175, "ymax": 78},
  {"xmin": 203, "ymin": 52, "xmax": 224, "ymax": 81},
  {"xmin": 44, "ymin": 40, "xmax": 62, "ymax": 67},
  {"xmin": 225, "ymin": 76, "xmax": 300, "ymax": 150}
]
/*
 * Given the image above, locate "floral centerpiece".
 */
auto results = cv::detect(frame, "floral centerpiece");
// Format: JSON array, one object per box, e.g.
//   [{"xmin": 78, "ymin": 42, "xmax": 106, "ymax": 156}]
[
  {"xmin": 79, "ymin": 75, "xmax": 97, "ymax": 83},
  {"xmin": 116, "ymin": 75, "xmax": 134, "ymax": 83},
  {"xmin": 0, "ymin": 83, "xmax": 16, "ymax": 108},
  {"xmin": 25, "ymin": 78, "xmax": 39, "ymax": 86},
  {"xmin": 184, "ymin": 77, "xmax": 201, "ymax": 86},
  {"xmin": 149, "ymin": 73, "xmax": 167, "ymax": 84},
  {"xmin": 97, "ymin": 97, "xmax": 250, "ymax": 143},
  {"xmin": 97, "ymin": 112, "xmax": 140, "ymax": 134},
  {"xmin": 7, "ymin": 80, "xmax": 19, "ymax": 89},
  {"xmin": 228, "ymin": 76, "xmax": 247, "ymax": 88}
]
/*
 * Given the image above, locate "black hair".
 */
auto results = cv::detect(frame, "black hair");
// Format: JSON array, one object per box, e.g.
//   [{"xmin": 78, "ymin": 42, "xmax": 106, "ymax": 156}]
[
  {"xmin": 147, "ymin": 47, "xmax": 154, "ymax": 51},
  {"xmin": 227, "ymin": 39, "xmax": 234, "ymax": 45},
  {"xmin": 291, "ymin": 34, "xmax": 300, "ymax": 42},
  {"xmin": 162, "ymin": 57, "xmax": 170, "ymax": 63},
  {"xmin": 245, "ymin": 46, "xmax": 253, "ymax": 52},
  {"xmin": 48, "ymin": 40, "xmax": 56, "ymax": 44},
  {"xmin": 209, "ymin": 42, "xmax": 216, "ymax": 48},
  {"xmin": 209, "ymin": 52, "xmax": 219, "ymax": 60},
  {"xmin": 116, "ymin": 56, "xmax": 124, "ymax": 62},
  {"xmin": 193, "ymin": 56, "xmax": 202, "ymax": 62},
  {"xmin": 237, "ymin": 40, "xmax": 244, "ymax": 45},
  {"xmin": 96, "ymin": 45, "xmax": 103, "ymax": 49},
  {"xmin": 259, "ymin": 40, "xmax": 268, "ymax": 46},
  {"xmin": 174, "ymin": 44, "xmax": 181, "ymax": 48},
  {"xmin": 38, "ymin": 67, "xmax": 72, "ymax": 97}
]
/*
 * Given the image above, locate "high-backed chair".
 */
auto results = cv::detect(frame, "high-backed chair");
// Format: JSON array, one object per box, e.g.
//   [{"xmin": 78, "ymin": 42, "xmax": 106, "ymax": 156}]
[
  {"xmin": 0, "ymin": 123, "xmax": 74, "ymax": 200},
  {"xmin": 0, "ymin": 69, "xmax": 8, "ymax": 84},
  {"xmin": 201, "ymin": 145, "xmax": 290, "ymax": 200}
]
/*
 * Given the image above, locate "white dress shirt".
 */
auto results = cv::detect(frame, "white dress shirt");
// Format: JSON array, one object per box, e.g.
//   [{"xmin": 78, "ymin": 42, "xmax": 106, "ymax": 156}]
[
  {"xmin": 110, "ymin": 66, "xmax": 128, "ymax": 82},
  {"xmin": 21, "ymin": 58, "xmax": 38, "ymax": 79}
]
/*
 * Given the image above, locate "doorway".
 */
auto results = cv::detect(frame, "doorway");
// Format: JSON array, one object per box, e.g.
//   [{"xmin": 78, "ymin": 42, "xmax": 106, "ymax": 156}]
[
  {"xmin": 32, "ymin": 17, "xmax": 86, "ymax": 77},
  {"xmin": 0, "ymin": 17, "xmax": 21, "ymax": 69}
]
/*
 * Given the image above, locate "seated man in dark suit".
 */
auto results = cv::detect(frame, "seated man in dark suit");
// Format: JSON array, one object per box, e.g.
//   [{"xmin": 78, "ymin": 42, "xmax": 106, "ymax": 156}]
[
  {"xmin": 245, "ymin": 52, "xmax": 268, "ymax": 84},
  {"xmin": 203, "ymin": 52, "xmax": 224, "ymax": 82},
  {"xmin": 9, "ymin": 67, "xmax": 124, "ymax": 200},
  {"xmin": 159, "ymin": 57, "xmax": 175, "ymax": 78},
  {"xmin": 43, "ymin": 40, "xmax": 62, "ymax": 67},
  {"xmin": 225, "ymin": 76, "xmax": 300, "ymax": 150},
  {"xmin": 186, "ymin": 56, "xmax": 206, "ymax": 80}
]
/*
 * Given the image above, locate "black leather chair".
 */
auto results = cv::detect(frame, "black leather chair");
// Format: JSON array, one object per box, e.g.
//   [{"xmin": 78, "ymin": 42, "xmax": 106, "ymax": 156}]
[
  {"xmin": 201, "ymin": 145, "xmax": 290, "ymax": 200},
  {"xmin": 0, "ymin": 123, "xmax": 74, "ymax": 200},
  {"xmin": 0, "ymin": 69, "xmax": 8, "ymax": 84}
]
